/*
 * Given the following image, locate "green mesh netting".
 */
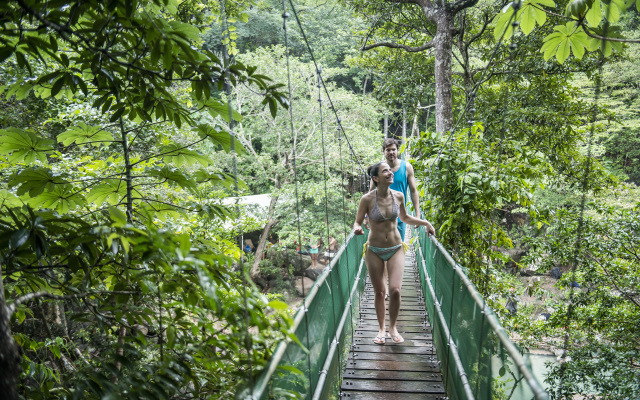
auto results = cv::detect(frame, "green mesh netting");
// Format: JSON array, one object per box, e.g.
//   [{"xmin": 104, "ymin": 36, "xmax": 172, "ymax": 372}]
[
  {"xmin": 414, "ymin": 228, "xmax": 548, "ymax": 400},
  {"xmin": 251, "ymin": 233, "xmax": 367, "ymax": 400}
]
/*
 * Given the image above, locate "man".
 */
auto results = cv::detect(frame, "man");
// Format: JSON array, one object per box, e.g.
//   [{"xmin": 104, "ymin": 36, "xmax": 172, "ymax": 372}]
[{"xmin": 368, "ymin": 138, "xmax": 421, "ymax": 296}]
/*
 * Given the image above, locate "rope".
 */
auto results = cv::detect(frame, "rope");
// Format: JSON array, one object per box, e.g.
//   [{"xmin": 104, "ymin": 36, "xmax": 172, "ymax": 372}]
[
  {"xmin": 218, "ymin": 0, "xmax": 254, "ymax": 391},
  {"xmin": 280, "ymin": 2, "xmax": 314, "ymax": 396}
]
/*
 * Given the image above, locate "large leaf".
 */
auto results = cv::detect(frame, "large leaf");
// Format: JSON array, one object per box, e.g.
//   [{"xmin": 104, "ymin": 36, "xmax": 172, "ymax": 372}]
[
  {"xmin": 27, "ymin": 185, "xmax": 86, "ymax": 213},
  {"xmin": 585, "ymin": 0, "xmax": 603, "ymax": 26},
  {"xmin": 195, "ymin": 125, "xmax": 245, "ymax": 155},
  {"xmin": 8, "ymin": 167, "xmax": 68, "ymax": 197},
  {"xmin": 0, "ymin": 189, "xmax": 22, "ymax": 208},
  {"xmin": 0, "ymin": 128, "xmax": 54, "ymax": 164},
  {"xmin": 86, "ymin": 179, "xmax": 128, "ymax": 206},
  {"xmin": 146, "ymin": 166, "xmax": 196, "ymax": 190},
  {"xmin": 58, "ymin": 123, "xmax": 114, "ymax": 146},
  {"xmin": 161, "ymin": 144, "xmax": 211, "ymax": 167},
  {"xmin": 198, "ymin": 98, "xmax": 242, "ymax": 123},
  {"xmin": 541, "ymin": 23, "xmax": 591, "ymax": 62},
  {"xmin": 193, "ymin": 171, "xmax": 247, "ymax": 190}
]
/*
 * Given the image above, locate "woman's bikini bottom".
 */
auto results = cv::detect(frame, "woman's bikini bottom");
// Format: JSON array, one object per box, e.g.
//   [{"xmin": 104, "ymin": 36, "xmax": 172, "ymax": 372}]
[{"xmin": 363, "ymin": 242, "xmax": 409, "ymax": 261}]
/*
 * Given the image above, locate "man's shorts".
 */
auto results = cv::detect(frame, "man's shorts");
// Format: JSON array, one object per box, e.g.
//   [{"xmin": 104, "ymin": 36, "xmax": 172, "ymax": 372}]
[{"xmin": 397, "ymin": 219, "xmax": 406, "ymax": 242}]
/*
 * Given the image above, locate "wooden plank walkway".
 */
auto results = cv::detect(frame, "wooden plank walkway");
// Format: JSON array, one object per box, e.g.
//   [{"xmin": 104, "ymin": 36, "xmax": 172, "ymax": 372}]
[{"xmin": 341, "ymin": 231, "xmax": 447, "ymax": 400}]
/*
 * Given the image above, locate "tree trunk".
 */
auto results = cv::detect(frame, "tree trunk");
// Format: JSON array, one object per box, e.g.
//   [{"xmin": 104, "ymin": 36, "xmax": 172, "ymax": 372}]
[
  {"xmin": 250, "ymin": 196, "xmax": 279, "ymax": 279},
  {"xmin": 0, "ymin": 266, "xmax": 21, "ymax": 400},
  {"xmin": 433, "ymin": 10, "xmax": 455, "ymax": 133}
]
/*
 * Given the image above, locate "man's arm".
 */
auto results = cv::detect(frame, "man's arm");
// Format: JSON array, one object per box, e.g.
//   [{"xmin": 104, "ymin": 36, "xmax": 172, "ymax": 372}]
[{"xmin": 406, "ymin": 162, "xmax": 421, "ymax": 219}]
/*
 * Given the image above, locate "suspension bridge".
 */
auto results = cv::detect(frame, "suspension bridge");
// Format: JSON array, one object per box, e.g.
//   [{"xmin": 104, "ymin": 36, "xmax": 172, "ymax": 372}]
[{"xmin": 240, "ymin": 225, "xmax": 547, "ymax": 400}]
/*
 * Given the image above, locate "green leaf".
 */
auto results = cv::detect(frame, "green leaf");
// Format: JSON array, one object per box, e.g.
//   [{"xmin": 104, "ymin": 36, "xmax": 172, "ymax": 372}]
[
  {"xmin": 0, "ymin": 46, "xmax": 14, "ymax": 63},
  {"xmin": 58, "ymin": 123, "xmax": 114, "ymax": 146},
  {"xmin": 0, "ymin": 189, "xmax": 22, "ymax": 209},
  {"xmin": 167, "ymin": 325, "xmax": 176, "ymax": 348},
  {"xmin": 585, "ymin": 0, "xmax": 603, "ymax": 26},
  {"xmin": 169, "ymin": 21, "xmax": 200, "ymax": 40},
  {"xmin": 198, "ymin": 98, "xmax": 242, "ymax": 123},
  {"xmin": 109, "ymin": 207, "xmax": 128, "ymax": 226},
  {"xmin": 533, "ymin": 0, "xmax": 556, "ymax": 6},
  {"xmin": 27, "ymin": 185, "xmax": 85, "ymax": 213},
  {"xmin": 0, "ymin": 128, "xmax": 54, "ymax": 164},
  {"xmin": 540, "ymin": 23, "xmax": 589, "ymax": 63},
  {"xmin": 86, "ymin": 179, "xmax": 128, "ymax": 206},
  {"xmin": 193, "ymin": 171, "xmax": 247, "ymax": 190},
  {"xmin": 195, "ymin": 125, "xmax": 245, "ymax": 155},
  {"xmin": 603, "ymin": 1, "xmax": 621, "ymax": 23},
  {"xmin": 520, "ymin": 5, "xmax": 537, "ymax": 35},
  {"xmin": 146, "ymin": 166, "xmax": 196, "ymax": 190},
  {"xmin": 493, "ymin": 5, "xmax": 516, "ymax": 41},
  {"xmin": 161, "ymin": 144, "xmax": 211, "ymax": 167},
  {"xmin": 268, "ymin": 300, "xmax": 289, "ymax": 310},
  {"xmin": 9, "ymin": 167, "xmax": 68, "ymax": 197}
]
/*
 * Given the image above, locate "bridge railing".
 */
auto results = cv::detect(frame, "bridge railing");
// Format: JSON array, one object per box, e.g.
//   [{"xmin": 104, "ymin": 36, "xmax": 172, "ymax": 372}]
[
  {"xmin": 414, "ymin": 228, "xmax": 549, "ymax": 400},
  {"xmin": 246, "ymin": 232, "xmax": 367, "ymax": 400}
]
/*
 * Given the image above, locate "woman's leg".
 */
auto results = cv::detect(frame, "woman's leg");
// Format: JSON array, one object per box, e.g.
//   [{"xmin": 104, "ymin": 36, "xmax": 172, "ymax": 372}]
[
  {"xmin": 365, "ymin": 249, "xmax": 387, "ymax": 341},
  {"xmin": 387, "ymin": 247, "xmax": 405, "ymax": 342}
]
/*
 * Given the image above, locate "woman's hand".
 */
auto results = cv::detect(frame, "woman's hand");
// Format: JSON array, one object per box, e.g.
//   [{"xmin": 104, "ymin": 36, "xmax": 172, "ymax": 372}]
[
  {"xmin": 424, "ymin": 221, "xmax": 436, "ymax": 236},
  {"xmin": 353, "ymin": 224, "xmax": 364, "ymax": 235}
]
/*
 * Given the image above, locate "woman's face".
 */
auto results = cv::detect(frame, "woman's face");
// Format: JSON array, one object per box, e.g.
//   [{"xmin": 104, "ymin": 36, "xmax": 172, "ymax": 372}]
[{"xmin": 375, "ymin": 162, "xmax": 394, "ymax": 185}]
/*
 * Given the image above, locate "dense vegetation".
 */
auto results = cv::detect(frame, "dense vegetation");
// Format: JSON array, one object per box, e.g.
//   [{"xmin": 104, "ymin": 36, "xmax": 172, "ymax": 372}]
[{"xmin": 0, "ymin": 0, "xmax": 638, "ymax": 399}]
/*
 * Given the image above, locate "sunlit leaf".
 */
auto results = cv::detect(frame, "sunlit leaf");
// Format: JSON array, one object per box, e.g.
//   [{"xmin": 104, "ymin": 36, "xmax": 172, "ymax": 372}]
[
  {"xmin": 58, "ymin": 123, "xmax": 114, "ymax": 146},
  {"xmin": 0, "ymin": 128, "xmax": 54, "ymax": 164}
]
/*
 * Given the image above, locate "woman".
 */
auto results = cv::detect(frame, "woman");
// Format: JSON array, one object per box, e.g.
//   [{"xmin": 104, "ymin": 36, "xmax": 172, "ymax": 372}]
[{"xmin": 353, "ymin": 161, "xmax": 436, "ymax": 344}]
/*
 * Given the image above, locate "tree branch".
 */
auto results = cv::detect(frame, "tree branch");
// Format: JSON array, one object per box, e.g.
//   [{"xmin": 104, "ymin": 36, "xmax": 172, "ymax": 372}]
[
  {"xmin": 8, "ymin": 290, "xmax": 138, "ymax": 316},
  {"xmin": 579, "ymin": 19, "xmax": 640, "ymax": 43},
  {"xmin": 362, "ymin": 40, "xmax": 434, "ymax": 52},
  {"xmin": 450, "ymin": 0, "xmax": 480, "ymax": 14}
]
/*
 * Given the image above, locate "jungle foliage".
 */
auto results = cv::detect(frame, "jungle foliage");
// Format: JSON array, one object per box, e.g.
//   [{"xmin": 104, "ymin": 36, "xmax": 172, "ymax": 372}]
[{"xmin": 0, "ymin": 0, "xmax": 295, "ymax": 398}]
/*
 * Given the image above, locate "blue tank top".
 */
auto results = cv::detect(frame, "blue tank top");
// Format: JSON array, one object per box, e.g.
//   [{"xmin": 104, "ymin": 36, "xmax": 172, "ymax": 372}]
[{"xmin": 389, "ymin": 160, "xmax": 408, "ymax": 205}]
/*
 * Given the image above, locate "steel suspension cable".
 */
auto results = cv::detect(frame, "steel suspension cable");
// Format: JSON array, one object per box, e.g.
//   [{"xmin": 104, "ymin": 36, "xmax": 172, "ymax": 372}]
[
  {"xmin": 474, "ymin": 4, "xmax": 521, "ymax": 394},
  {"xmin": 219, "ymin": 0, "xmax": 254, "ymax": 391},
  {"xmin": 285, "ymin": 0, "xmax": 367, "ymax": 178},
  {"xmin": 281, "ymin": 2, "xmax": 314, "ymax": 396},
  {"xmin": 557, "ymin": 13, "xmax": 609, "ymax": 399}
]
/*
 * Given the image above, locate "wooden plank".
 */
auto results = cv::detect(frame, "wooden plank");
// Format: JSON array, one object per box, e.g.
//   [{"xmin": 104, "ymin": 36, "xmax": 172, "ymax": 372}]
[
  {"xmin": 341, "ymin": 379, "xmax": 445, "ymax": 393},
  {"xmin": 355, "ymin": 322, "xmax": 432, "ymax": 331},
  {"xmin": 351, "ymin": 352, "xmax": 440, "ymax": 363},
  {"xmin": 345, "ymin": 359, "xmax": 440, "ymax": 372},
  {"xmin": 343, "ymin": 369, "xmax": 442, "ymax": 382},
  {"xmin": 340, "ymin": 392, "xmax": 445, "ymax": 400},
  {"xmin": 352, "ymin": 344, "xmax": 436, "ymax": 354}
]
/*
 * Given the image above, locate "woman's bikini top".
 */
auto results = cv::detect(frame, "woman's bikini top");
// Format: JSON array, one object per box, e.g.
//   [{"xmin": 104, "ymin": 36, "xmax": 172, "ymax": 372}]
[{"xmin": 369, "ymin": 189, "xmax": 399, "ymax": 222}]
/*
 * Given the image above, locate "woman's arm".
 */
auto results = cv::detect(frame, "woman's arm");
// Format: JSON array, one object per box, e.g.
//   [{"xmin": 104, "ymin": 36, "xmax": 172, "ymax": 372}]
[
  {"xmin": 353, "ymin": 195, "xmax": 370, "ymax": 235},
  {"xmin": 397, "ymin": 192, "xmax": 436, "ymax": 236}
]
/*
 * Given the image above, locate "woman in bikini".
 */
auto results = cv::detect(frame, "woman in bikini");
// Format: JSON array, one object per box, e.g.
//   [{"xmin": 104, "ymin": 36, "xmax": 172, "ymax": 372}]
[{"xmin": 353, "ymin": 161, "xmax": 436, "ymax": 345}]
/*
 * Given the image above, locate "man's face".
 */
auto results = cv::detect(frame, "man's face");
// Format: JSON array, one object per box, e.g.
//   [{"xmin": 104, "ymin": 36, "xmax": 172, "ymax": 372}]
[{"xmin": 383, "ymin": 144, "xmax": 398, "ymax": 163}]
